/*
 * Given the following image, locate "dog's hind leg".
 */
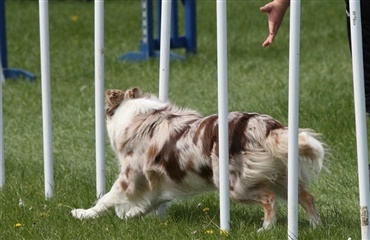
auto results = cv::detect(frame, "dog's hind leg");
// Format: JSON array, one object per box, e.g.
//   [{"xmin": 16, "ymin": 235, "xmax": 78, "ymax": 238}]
[
  {"xmin": 237, "ymin": 190, "xmax": 277, "ymax": 232},
  {"xmin": 298, "ymin": 186, "xmax": 322, "ymax": 228},
  {"xmin": 256, "ymin": 191, "xmax": 277, "ymax": 232},
  {"xmin": 71, "ymin": 178, "xmax": 126, "ymax": 220}
]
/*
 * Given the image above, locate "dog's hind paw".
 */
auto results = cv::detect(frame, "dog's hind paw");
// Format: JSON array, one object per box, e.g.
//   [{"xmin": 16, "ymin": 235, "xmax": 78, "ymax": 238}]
[
  {"xmin": 257, "ymin": 218, "xmax": 276, "ymax": 233},
  {"xmin": 309, "ymin": 216, "xmax": 322, "ymax": 228},
  {"xmin": 156, "ymin": 203, "xmax": 170, "ymax": 219}
]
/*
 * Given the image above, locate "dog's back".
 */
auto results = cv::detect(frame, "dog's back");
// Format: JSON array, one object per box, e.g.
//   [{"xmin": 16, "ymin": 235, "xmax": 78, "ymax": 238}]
[{"xmin": 199, "ymin": 113, "xmax": 325, "ymax": 199}]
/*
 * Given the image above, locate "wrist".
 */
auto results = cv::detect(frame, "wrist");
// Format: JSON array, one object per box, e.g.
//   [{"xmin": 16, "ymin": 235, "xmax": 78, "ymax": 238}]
[{"xmin": 275, "ymin": 0, "xmax": 290, "ymax": 9}]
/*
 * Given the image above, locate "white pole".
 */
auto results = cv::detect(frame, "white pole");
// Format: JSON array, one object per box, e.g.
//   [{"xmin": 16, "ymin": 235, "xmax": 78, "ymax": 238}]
[
  {"xmin": 0, "ymin": 58, "xmax": 4, "ymax": 188},
  {"xmin": 158, "ymin": 0, "xmax": 171, "ymax": 102},
  {"xmin": 287, "ymin": 0, "xmax": 301, "ymax": 239},
  {"xmin": 349, "ymin": 1, "xmax": 370, "ymax": 239},
  {"xmin": 95, "ymin": 0, "xmax": 105, "ymax": 199},
  {"xmin": 39, "ymin": 0, "xmax": 54, "ymax": 198},
  {"xmin": 216, "ymin": 0, "xmax": 230, "ymax": 232}
]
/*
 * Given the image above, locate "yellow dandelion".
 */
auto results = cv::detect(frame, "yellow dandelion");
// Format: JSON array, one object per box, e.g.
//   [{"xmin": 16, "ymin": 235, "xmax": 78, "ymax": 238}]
[
  {"xmin": 203, "ymin": 207, "xmax": 210, "ymax": 213},
  {"xmin": 205, "ymin": 230, "xmax": 214, "ymax": 234},
  {"xmin": 70, "ymin": 15, "xmax": 78, "ymax": 22},
  {"xmin": 40, "ymin": 212, "xmax": 48, "ymax": 217},
  {"xmin": 220, "ymin": 229, "xmax": 229, "ymax": 237},
  {"xmin": 15, "ymin": 223, "xmax": 22, "ymax": 228}
]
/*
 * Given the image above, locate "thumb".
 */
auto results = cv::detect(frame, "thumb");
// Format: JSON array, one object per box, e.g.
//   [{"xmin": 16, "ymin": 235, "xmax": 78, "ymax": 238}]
[{"xmin": 260, "ymin": 3, "xmax": 273, "ymax": 13}]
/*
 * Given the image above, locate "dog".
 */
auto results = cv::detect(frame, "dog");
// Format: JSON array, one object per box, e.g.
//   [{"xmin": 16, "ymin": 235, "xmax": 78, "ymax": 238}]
[{"xmin": 71, "ymin": 87, "xmax": 325, "ymax": 232}]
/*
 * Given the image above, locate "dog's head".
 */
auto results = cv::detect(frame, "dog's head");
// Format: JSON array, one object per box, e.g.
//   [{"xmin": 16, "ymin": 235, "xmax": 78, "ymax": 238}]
[{"xmin": 105, "ymin": 87, "xmax": 143, "ymax": 117}]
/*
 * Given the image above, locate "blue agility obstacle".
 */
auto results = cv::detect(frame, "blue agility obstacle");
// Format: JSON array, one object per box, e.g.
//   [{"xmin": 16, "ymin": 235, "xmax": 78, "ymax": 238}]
[
  {"xmin": 119, "ymin": 0, "xmax": 196, "ymax": 61},
  {"xmin": 0, "ymin": 0, "xmax": 35, "ymax": 81}
]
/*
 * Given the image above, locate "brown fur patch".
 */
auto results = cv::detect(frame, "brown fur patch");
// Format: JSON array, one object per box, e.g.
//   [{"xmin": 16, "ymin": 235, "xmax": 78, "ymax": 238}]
[
  {"xmin": 264, "ymin": 118, "xmax": 285, "ymax": 136},
  {"xmin": 193, "ymin": 115, "xmax": 218, "ymax": 156},
  {"xmin": 151, "ymin": 124, "xmax": 192, "ymax": 182},
  {"xmin": 198, "ymin": 165, "xmax": 213, "ymax": 183},
  {"xmin": 120, "ymin": 180, "xmax": 128, "ymax": 191},
  {"xmin": 298, "ymin": 187, "xmax": 319, "ymax": 219},
  {"xmin": 228, "ymin": 113, "xmax": 255, "ymax": 155},
  {"xmin": 147, "ymin": 144, "xmax": 158, "ymax": 162},
  {"xmin": 186, "ymin": 159, "xmax": 195, "ymax": 171},
  {"xmin": 154, "ymin": 140, "xmax": 186, "ymax": 182}
]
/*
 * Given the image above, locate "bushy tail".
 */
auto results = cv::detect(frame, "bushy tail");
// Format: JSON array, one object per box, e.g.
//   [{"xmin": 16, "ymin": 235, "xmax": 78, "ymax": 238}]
[{"xmin": 265, "ymin": 128, "xmax": 325, "ymax": 184}]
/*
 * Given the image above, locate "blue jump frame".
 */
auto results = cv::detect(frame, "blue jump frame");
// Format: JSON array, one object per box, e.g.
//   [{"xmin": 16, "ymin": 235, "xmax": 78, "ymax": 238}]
[
  {"xmin": 119, "ymin": 0, "xmax": 196, "ymax": 61},
  {"xmin": 0, "ymin": 0, "xmax": 35, "ymax": 81}
]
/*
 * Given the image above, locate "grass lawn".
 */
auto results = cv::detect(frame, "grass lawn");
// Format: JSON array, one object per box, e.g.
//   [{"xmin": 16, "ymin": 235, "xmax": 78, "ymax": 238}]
[{"xmin": 0, "ymin": 0, "xmax": 366, "ymax": 239}]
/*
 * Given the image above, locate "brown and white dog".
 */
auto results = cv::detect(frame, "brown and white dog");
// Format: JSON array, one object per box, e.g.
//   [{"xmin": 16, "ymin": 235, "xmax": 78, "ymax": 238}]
[{"xmin": 71, "ymin": 87, "xmax": 325, "ymax": 231}]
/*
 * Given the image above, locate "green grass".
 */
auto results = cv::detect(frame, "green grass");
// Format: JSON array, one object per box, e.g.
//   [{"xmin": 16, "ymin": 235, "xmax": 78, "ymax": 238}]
[{"xmin": 0, "ymin": 0, "xmax": 364, "ymax": 239}]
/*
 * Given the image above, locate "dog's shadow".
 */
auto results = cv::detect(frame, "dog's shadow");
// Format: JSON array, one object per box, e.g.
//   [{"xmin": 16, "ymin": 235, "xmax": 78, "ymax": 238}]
[
  {"xmin": 95, "ymin": 192, "xmax": 324, "ymax": 230},
  {"xmin": 161, "ymin": 194, "xmax": 267, "ymax": 225},
  {"xmin": 162, "ymin": 194, "xmax": 324, "ymax": 229}
]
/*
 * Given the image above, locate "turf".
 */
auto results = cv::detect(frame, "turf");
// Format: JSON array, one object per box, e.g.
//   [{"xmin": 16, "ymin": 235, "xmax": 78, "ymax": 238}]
[{"xmin": 0, "ymin": 0, "xmax": 365, "ymax": 239}]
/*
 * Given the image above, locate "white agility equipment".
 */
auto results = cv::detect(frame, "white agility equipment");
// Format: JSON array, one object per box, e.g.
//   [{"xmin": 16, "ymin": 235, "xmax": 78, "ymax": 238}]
[
  {"xmin": 216, "ymin": 0, "xmax": 230, "ymax": 232},
  {"xmin": 95, "ymin": 0, "xmax": 106, "ymax": 199},
  {"xmin": 157, "ymin": 0, "xmax": 231, "ymax": 231},
  {"xmin": 36, "ymin": 0, "xmax": 107, "ymax": 199},
  {"xmin": 39, "ymin": 0, "xmax": 54, "ymax": 198},
  {"xmin": 287, "ymin": 0, "xmax": 301, "ymax": 239},
  {"xmin": 156, "ymin": 0, "xmax": 230, "ymax": 231},
  {"xmin": 349, "ymin": 1, "xmax": 370, "ymax": 239},
  {"xmin": 158, "ymin": 0, "xmax": 171, "ymax": 102}
]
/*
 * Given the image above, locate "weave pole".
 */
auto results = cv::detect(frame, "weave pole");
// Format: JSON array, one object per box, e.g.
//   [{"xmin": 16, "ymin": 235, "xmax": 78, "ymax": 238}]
[
  {"xmin": 349, "ymin": 1, "xmax": 370, "ymax": 239},
  {"xmin": 158, "ymin": 0, "xmax": 171, "ymax": 102},
  {"xmin": 95, "ymin": 0, "xmax": 105, "ymax": 199},
  {"xmin": 216, "ymin": 0, "xmax": 230, "ymax": 232},
  {"xmin": 287, "ymin": 0, "xmax": 301, "ymax": 239},
  {"xmin": 39, "ymin": 0, "xmax": 54, "ymax": 198}
]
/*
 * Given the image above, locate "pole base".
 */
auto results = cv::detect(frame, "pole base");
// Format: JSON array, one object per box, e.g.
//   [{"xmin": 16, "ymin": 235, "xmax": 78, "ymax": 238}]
[
  {"xmin": 118, "ymin": 51, "xmax": 184, "ymax": 62},
  {"xmin": 3, "ymin": 68, "xmax": 36, "ymax": 81}
]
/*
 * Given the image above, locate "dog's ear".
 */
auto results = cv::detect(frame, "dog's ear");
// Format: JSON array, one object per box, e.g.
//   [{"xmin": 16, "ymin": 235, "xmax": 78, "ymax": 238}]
[
  {"xmin": 124, "ymin": 87, "xmax": 142, "ymax": 99},
  {"xmin": 105, "ymin": 89, "xmax": 125, "ymax": 116},
  {"xmin": 105, "ymin": 89, "xmax": 125, "ymax": 106}
]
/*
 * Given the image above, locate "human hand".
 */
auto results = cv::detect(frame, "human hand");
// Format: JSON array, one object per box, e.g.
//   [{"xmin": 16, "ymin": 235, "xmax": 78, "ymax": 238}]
[{"xmin": 260, "ymin": 0, "xmax": 290, "ymax": 47}]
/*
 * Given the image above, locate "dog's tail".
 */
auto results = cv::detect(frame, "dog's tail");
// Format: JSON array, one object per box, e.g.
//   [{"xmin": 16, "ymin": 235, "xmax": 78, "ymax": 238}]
[{"xmin": 265, "ymin": 128, "xmax": 325, "ymax": 183}]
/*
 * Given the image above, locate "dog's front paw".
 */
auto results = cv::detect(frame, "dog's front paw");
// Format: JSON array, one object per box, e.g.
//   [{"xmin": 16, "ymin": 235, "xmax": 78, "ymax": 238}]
[
  {"xmin": 71, "ymin": 209, "xmax": 88, "ymax": 219},
  {"xmin": 114, "ymin": 205, "xmax": 126, "ymax": 220},
  {"xmin": 71, "ymin": 209, "xmax": 98, "ymax": 220}
]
